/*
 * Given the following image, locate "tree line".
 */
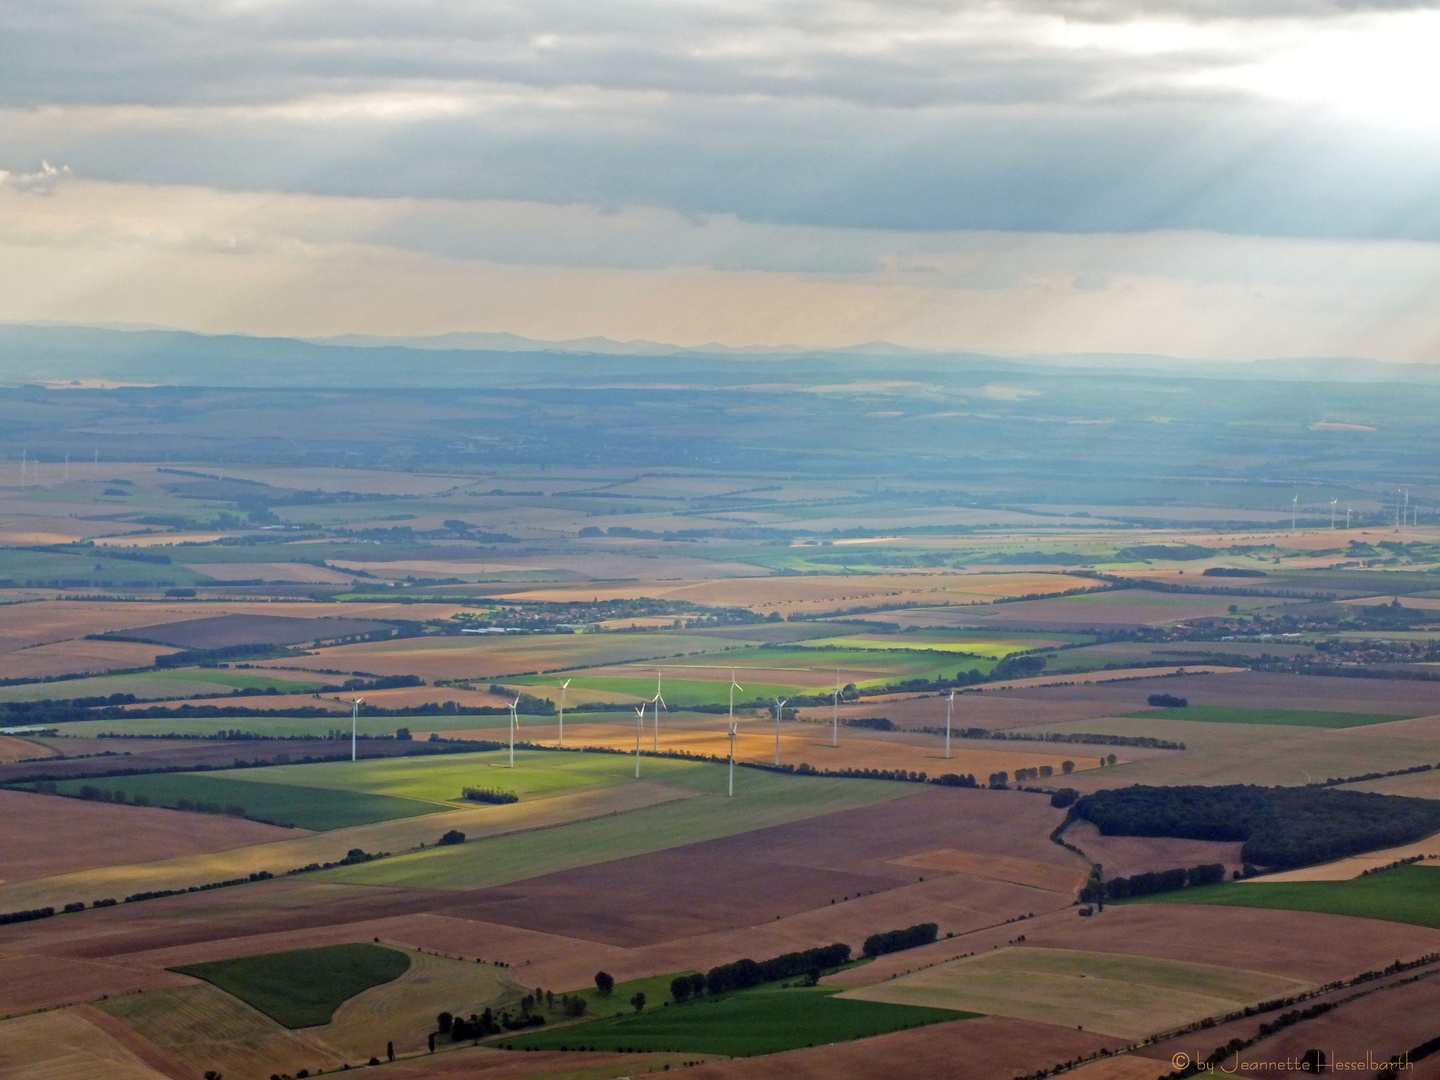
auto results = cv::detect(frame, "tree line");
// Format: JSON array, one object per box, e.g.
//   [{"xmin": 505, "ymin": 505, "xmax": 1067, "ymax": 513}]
[{"xmin": 1079, "ymin": 863, "xmax": 1225, "ymax": 903}]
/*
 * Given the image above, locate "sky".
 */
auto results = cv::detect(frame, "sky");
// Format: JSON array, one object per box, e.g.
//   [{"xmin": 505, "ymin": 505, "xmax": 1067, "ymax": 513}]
[{"xmin": 3, "ymin": 0, "xmax": 1440, "ymax": 359}]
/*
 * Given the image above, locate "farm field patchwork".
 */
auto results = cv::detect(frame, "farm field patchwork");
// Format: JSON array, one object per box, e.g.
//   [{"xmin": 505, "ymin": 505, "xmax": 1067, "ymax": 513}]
[
  {"xmin": 1141, "ymin": 864, "xmax": 1440, "ymax": 929},
  {"xmin": 791, "ymin": 633, "xmax": 1083, "ymax": 658},
  {"xmin": 836, "ymin": 947, "xmax": 1310, "ymax": 1040},
  {"xmin": 40, "ymin": 772, "xmax": 441, "ymax": 830},
  {"xmin": 0, "ymin": 666, "xmax": 330, "ymax": 703},
  {"xmin": 505, "ymin": 984, "xmax": 974, "ymax": 1057},
  {"xmin": 319, "ymin": 765, "xmax": 918, "ymax": 890},
  {"xmin": 0, "ymin": 1007, "xmax": 176, "ymax": 1080},
  {"xmin": 173, "ymin": 943, "xmax": 412, "ymax": 1028}
]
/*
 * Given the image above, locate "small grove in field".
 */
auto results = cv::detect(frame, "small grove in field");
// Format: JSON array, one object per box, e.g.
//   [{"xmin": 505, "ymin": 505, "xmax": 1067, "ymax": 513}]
[
  {"xmin": 173, "ymin": 944, "xmax": 412, "ymax": 1028},
  {"xmin": 1142, "ymin": 863, "xmax": 1440, "ymax": 930},
  {"xmin": 1070, "ymin": 785, "xmax": 1440, "ymax": 870}
]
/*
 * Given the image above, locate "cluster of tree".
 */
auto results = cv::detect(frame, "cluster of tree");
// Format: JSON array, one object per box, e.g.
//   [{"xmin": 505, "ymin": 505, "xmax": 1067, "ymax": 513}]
[
  {"xmin": 933, "ymin": 773, "xmax": 979, "ymax": 787},
  {"xmin": 1147, "ymin": 693, "xmax": 1188, "ymax": 707},
  {"xmin": 438, "ymin": 1005, "xmax": 546, "ymax": 1041},
  {"xmin": 988, "ymin": 772, "xmax": 1009, "ymax": 788},
  {"xmin": 950, "ymin": 728, "xmax": 1180, "ymax": 750},
  {"xmin": 863, "ymin": 923, "xmax": 938, "ymax": 958},
  {"xmin": 1075, "ymin": 785, "xmax": 1440, "ymax": 869},
  {"xmin": 437, "ymin": 830, "xmax": 466, "ymax": 846},
  {"xmin": 125, "ymin": 871, "xmax": 273, "ymax": 904},
  {"xmin": 340, "ymin": 674, "xmax": 423, "ymax": 691},
  {"xmin": 1012, "ymin": 766, "xmax": 1053, "ymax": 782},
  {"xmin": 1079, "ymin": 863, "xmax": 1225, "ymax": 903},
  {"xmin": 1050, "ymin": 788, "xmax": 1078, "ymax": 808},
  {"xmin": 1201, "ymin": 567, "xmax": 1266, "ymax": 577},
  {"xmin": 461, "ymin": 787, "xmax": 519, "ymax": 805},
  {"xmin": 703, "ymin": 943, "xmax": 851, "ymax": 995},
  {"xmin": 286, "ymin": 850, "xmax": 384, "ymax": 874}
]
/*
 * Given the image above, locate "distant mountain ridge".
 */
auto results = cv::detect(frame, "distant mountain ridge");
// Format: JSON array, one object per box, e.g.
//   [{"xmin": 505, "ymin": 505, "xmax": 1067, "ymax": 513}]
[{"xmin": 0, "ymin": 321, "xmax": 1432, "ymax": 388}]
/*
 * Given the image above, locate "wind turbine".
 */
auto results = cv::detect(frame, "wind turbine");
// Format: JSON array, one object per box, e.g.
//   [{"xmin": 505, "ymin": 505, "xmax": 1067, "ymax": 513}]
[
  {"xmin": 832, "ymin": 672, "xmax": 841, "ymax": 749},
  {"xmin": 727, "ymin": 717, "xmax": 739, "ymax": 797},
  {"xmin": 1330, "ymin": 498, "xmax": 1337, "ymax": 529},
  {"xmin": 650, "ymin": 671, "xmax": 666, "ymax": 751},
  {"xmin": 508, "ymin": 695, "xmax": 521, "ymax": 767},
  {"xmin": 945, "ymin": 688, "xmax": 954, "ymax": 760},
  {"xmin": 773, "ymin": 699, "xmax": 788, "ymax": 766},
  {"xmin": 1346, "ymin": 507, "xmax": 1352, "ymax": 529},
  {"xmin": 557, "ymin": 679, "xmax": 570, "ymax": 748},
  {"xmin": 1404, "ymin": 489, "xmax": 1410, "ymax": 531},
  {"xmin": 1291, "ymin": 494, "xmax": 1298, "ymax": 532},
  {"xmin": 728, "ymin": 670, "xmax": 743, "ymax": 723},
  {"xmin": 350, "ymin": 697, "xmax": 364, "ymax": 762},
  {"xmin": 633, "ymin": 702, "xmax": 646, "ymax": 778}
]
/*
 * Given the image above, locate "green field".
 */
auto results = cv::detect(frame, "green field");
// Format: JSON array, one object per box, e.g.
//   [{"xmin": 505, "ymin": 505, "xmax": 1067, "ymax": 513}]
[
  {"xmin": 320, "ymin": 760, "xmax": 917, "ymax": 890},
  {"xmin": 0, "ymin": 547, "xmax": 209, "ymax": 588},
  {"xmin": 1141, "ymin": 864, "xmax": 1440, "ymax": 929},
  {"xmin": 505, "ymin": 985, "xmax": 972, "ymax": 1057},
  {"xmin": 508, "ymin": 674, "xmax": 815, "ymax": 706},
  {"xmin": 1120, "ymin": 706, "xmax": 1410, "ymax": 728},
  {"xmin": 173, "ymin": 944, "xmax": 411, "ymax": 1028},
  {"xmin": 50, "ymin": 712, "xmax": 548, "ymax": 739},
  {"xmin": 207, "ymin": 747, "xmax": 720, "ymax": 804},
  {"xmin": 41, "ymin": 772, "xmax": 441, "ymax": 830}
]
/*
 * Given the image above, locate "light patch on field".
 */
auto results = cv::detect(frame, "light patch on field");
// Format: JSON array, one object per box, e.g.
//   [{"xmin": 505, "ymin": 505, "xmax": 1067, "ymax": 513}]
[
  {"xmin": 0, "ymin": 1009, "xmax": 172, "ymax": 1080},
  {"xmin": 794, "ymin": 636, "xmax": 1046, "ymax": 658},
  {"xmin": 184, "ymin": 562, "xmax": 357, "ymax": 583},
  {"xmin": 1062, "ymin": 1055, "xmax": 1185, "ymax": 1080},
  {"xmin": 100, "ymin": 983, "xmax": 342, "ymax": 1079},
  {"xmin": 891, "ymin": 849, "xmax": 1083, "ymax": 893},
  {"xmin": 310, "ymin": 950, "xmax": 521, "ymax": 1059},
  {"xmin": 0, "ymin": 734, "xmax": 54, "ymax": 763},
  {"xmin": 837, "ymin": 948, "xmax": 1310, "ymax": 1040}
]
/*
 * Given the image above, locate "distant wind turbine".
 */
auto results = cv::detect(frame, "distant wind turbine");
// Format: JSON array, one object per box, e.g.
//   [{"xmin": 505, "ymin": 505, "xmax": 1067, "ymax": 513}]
[
  {"xmin": 557, "ymin": 679, "xmax": 570, "ymax": 748},
  {"xmin": 509, "ymin": 695, "xmax": 521, "ymax": 767},
  {"xmin": 945, "ymin": 688, "xmax": 954, "ymax": 760},
  {"xmin": 634, "ymin": 702, "xmax": 647, "ymax": 778},
  {"xmin": 729, "ymin": 670, "xmax": 743, "ymax": 723},
  {"xmin": 1292, "ymin": 494, "xmax": 1298, "ymax": 532},
  {"xmin": 832, "ymin": 672, "xmax": 841, "ymax": 749},
  {"xmin": 350, "ymin": 697, "xmax": 364, "ymax": 762},
  {"xmin": 1346, "ymin": 507, "xmax": 1352, "ymax": 529},
  {"xmin": 1330, "ymin": 498, "xmax": 1337, "ymax": 529},
  {"xmin": 651, "ymin": 671, "xmax": 666, "ymax": 751},
  {"xmin": 774, "ymin": 699, "xmax": 788, "ymax": 766},
  {"xmin": 727, "ymin": 717, "xmax": 739, "ymax": 797}
]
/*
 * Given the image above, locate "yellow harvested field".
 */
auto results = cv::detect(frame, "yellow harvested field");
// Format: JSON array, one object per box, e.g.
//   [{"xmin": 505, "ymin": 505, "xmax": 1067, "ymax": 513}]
[
  {"xmin": 312, "ymin": 950, "xmax": 521, "ymax": 1059},
  {"xmin": 1249, "ymin": 845, "xmax": 1440, "ymax": 883},
  {"xmin": 837, "ymin": 947, "xmax": 1310, "ymax": 1040},
  {"xmin": 130, "ymin": 685, "xmax": 517, "ymax": 713},
  {"xmin": 91, "ymin": 532, "xmax": 230, "ymax": 547},
  {"xmin": 100, "ymin": 983, "xmax": 342, "ymax": 1079},
  {"xmin": 1062, "ymin": 1055, "xmax": 1182, "ymax": 1080},
  {"xmin": 0, "ymin": 1008, "xmax": 174, "ymax": 1080},
  {"xmin": 465, "ymin": 718, "xmax": 1113, "ymax": 777},
  {"xmin": 0, "ymin": 735, "xmax": 54, "ymax": 763},
  {"xmin": 491, "ymin": 571, "xmax": 1099, "ymax": 615},
  {"xmin": 0, "ymin": 953, "xmax": 195, "ymax": 1016},
  {"xmin": 0, "ymin": 515, "xmax": 147, "ymax": 546},
  {"xmin": 0, "ymin": 782, "xmax": 694, "ymax": 912},
  {"xmin": 0, "ymin": 639, "xmax": 178, "ymax": 680},
  {"xmin": 332, "ymin": 553, "xmax": 771, "ymax": 581},
  {"xmin": 890, "ymin": 849, "xmax": 1082, "ymax": 893}
]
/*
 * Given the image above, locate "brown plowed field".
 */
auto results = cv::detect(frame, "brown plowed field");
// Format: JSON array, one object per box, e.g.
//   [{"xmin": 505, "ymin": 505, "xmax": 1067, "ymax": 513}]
[
  {"xmin": 0, "ymin": 788, "xmax": 295, "ymax": 884},
  {"xmin": 672, "ymin": 1015, "xmax": 1117, "ymax": 1080},
  {"xmin": 1063, "ymin": 821, "xmax": 1245, "ymax": 879},
  {"xmin": 115, "ymin": 612, "xmax": 395, "ymax": 649},
  {"xmin": 0, "ymin": 953, "xmax": 194, "ymax": 1015},
  {"xmin": 436, "ymin": 787, "xmax": 1081, "ymax": 948},
  {"xmin": 1012, "ymin": 903, "xmax": 1440, "ymax": 983}
]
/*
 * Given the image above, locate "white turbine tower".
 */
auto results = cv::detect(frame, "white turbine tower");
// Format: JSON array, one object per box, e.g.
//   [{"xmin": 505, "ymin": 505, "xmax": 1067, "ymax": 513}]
[
  {"xmin": 727, "ymin": 717, "xmax": 739, "ymax": 797},
  {"xmin": 633, "ymin": 702, "xmax": 647, "ymax": 778},
  {"xmin": 728, "ymin": 670, "xmax": 743, "ymax": 722},
  {"xmin": 651, "ymin": 671, "xmax": 666, "ymax": 751},
  {"xmin": 773, "ymin": 698, "xmax": 788, "ymax": 766},
  {"xmin": 1330, "ymin": 498, "xmax": 1338, "ymax": 529},
  {"xmin": 945, "ymin": 688, "xmax": 954, "ymax": 760},
  {"xmin": 832, "ymin": 672, "xmax": 841, "ymax": 749},
  {"xmin": 508, "ymin": 694, "xmax": 521, "ymax": 767},
  {"xmin": 1292, "ymin": 494, "xmax": 1298, "ymax": 532},
  {"xmin": 1346, "ymin": 507, "xmax": 1352, "ymax": 529},
  {"xmin": 557, "ymin": 679, "xmax": 570, "ymax": 748},
  {"xmin": 350, "ymin": 697, "xmax": 364, "ymax": 762},
  {"xmin": 1404, "ymin": 489, "xmax": 1410, "ymax": 531}
]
